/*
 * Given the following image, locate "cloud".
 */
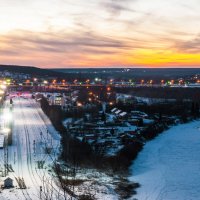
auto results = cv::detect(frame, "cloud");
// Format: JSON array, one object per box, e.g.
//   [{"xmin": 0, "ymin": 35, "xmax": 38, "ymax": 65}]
[
  {"xmin": 100, "ymin": 0, "xmax": 140, "ymax": 15},
  {"xmin": 0, "ymin": 29, "xmax": 138, "ymax": 67},
  {"xmin": 174, "ymin": 35, "xmax": 200, "ymax": 53}
]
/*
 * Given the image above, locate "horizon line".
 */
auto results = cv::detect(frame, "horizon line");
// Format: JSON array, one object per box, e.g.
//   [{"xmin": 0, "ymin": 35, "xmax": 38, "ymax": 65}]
[{"xmin": 1, "ymin": 63, "xmax": 200, "ymax": 70}]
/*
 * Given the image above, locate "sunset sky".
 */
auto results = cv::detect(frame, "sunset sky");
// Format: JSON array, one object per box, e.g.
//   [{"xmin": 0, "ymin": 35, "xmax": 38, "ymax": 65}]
[{"xmin": 0, "ymin": 0, "xmax": 200, "ymax": 68}]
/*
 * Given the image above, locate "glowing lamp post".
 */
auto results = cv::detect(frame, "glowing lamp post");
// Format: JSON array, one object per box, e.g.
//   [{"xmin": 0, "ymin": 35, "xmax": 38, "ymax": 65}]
[{"xmin": 77, "ymin": 102, "xmax": 82, "ymax": 107}]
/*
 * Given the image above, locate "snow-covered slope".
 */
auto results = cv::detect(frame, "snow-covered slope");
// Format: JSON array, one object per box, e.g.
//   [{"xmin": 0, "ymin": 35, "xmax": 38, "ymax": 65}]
[{"xmin": 129, "ymin": 120, "xmax": 200, "ymax": 200}]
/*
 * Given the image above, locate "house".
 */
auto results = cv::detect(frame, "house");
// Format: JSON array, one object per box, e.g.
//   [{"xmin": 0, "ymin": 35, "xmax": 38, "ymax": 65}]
[
  {"xmin": 4, "ymin": 177, "xmax": 14, "ymax": 188},
  {"xmin": 111, "ymin": 108, "xmax": 117, "ymax": 113},
  {"xmin": 116, "ymin": 93, "xmax": 134, "ymax": 104}
]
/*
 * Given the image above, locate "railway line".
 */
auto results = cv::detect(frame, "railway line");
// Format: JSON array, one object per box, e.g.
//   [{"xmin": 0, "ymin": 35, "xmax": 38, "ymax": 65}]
[{"xmin": 0, "ymin": 94, "xmax": 63, "ymax": 200}]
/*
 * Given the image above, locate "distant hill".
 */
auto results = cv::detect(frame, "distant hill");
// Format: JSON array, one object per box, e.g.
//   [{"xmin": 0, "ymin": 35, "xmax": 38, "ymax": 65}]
[
  {"xmin": 52, "ymin": 68, "xmax": 200, "ymax": 80},
  {"xmin": 1, "ymin": 65, "xmax": 200, "ymax": 81},
  {"xmin": 0, "ymin": 65, "xmax": 65, "ymax": 77}
]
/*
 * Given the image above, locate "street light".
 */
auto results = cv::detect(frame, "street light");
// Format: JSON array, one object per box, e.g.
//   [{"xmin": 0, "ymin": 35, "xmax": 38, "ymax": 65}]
[
  {"xmin": 77, "ymin": 102, "xmax": 82, "ymax": 107},
  {"xmin": 107, "ymin": 87, "xmax": 111, "ymax": 92},
  {"xmin": 0, "ymin": 85, "xmax": 6, "ymax": 90}
]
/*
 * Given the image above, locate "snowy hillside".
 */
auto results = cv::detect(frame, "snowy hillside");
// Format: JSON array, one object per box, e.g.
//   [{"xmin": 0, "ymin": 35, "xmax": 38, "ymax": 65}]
[{"xmin": 129, "ymin": 120, "xmax": 200, "ymax": 200}]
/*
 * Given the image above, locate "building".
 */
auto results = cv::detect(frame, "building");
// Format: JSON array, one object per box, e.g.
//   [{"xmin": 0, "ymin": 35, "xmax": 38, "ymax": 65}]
[
  {"xmin": 116, "ymin": 93, "xmax": 134, "ymax": 104},
  {"xmin": 4, "ymin": 177, "xmax": 14, "ymax": 188},
  {"xmin": 49, "ymin": 94, "xmax": 65, "ymax": 106}
]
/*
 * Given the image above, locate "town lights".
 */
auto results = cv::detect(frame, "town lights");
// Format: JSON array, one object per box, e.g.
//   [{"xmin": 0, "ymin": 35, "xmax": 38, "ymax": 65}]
[
  {"xmin": 77, "ymin": 102, "xmax": 82, "ymax": 107},
  {"xmin": 179, "ymin": 80, "xmax": 183, "ymax": 84},
  {"xmin": 0, "ymin": 90, "xmax": 4, "ymax": 95},
  {"xmin": 62, "ymin": 80, "xmax": 66, "ymax": 85},
  {"xmin": 43, "ymin": 80, "xmax": 48, "ymax": 84},
  {"xmin": 33, "ymin": 78, "xmax": 37, "ymax": 82},
  {"xmin": 0, "ymin": 85, "xmax": 6, "ymax": 90},
  {"xmin": 107, "ymin": 87, "xmax": 111, "ymax": 92}
]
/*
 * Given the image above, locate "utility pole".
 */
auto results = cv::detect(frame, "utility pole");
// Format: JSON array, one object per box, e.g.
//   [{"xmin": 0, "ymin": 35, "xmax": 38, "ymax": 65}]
[
  {"xmin": 4, "ymin": 137, "xmax": 8, "ymax": 176},
  {"xmin": 14, "ymin": 151, "xmax": 16, "ymax": 164},
  {"xmin": 33, "ymin": 140, "xmax": 36, "ymax": 154},
  {"xmin": 47, "ymin": 129, "xmax": 48, "ymax": 140},
  {"xmin": 40, "ymin": 186, "xmax": 42, "ymax": 199},
  {"xmin": 40, "ymin": 132, "xmax": 42, "ymax": 142}
]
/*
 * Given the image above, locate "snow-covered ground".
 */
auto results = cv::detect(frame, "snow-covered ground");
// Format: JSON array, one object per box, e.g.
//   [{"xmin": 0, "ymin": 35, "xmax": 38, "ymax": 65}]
[
  {"xmin": 0, "ymin": 94, "xmax": 118, "ymax": 200},
  {"xmin": 129, "ymin": 120, "xmax": 200, "ymax": 200},
  {"xmin": 0, "ymin": 95, "xmax": 64, "ymax": 200}
]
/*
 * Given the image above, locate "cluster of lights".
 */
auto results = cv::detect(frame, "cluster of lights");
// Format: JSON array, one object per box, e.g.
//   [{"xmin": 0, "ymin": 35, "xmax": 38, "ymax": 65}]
[
  {"xmin": 179, "ymin": 79, "xmax": 184, "ymax": 84},
  {"xmin": 95, "ymin": 78, "xmax": 102, "ymax": 82},
  {"xmin": 62, "ymin": 80, "xmax": 66, "ymax": 85},
  {"xmin": 0, "ymin": 80, "xmax": 8, "ymax": 95},
  {"xmin": 22, "ymin": 77, "xmax": 199, "ymax": 87},
  {"xmin": 138, "ymin": 79, "xmax": 188, "ymax": 85}
]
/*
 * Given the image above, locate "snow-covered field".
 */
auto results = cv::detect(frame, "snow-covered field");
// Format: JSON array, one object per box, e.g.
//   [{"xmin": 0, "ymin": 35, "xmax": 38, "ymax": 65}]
[{"xmin": 129, "ymin": 120, "xmax": 200, "ymax": 200}]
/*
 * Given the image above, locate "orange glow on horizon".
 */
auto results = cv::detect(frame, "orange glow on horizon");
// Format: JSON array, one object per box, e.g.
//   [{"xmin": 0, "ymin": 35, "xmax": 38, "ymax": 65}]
[{"xmin": 1, "ymin": 0, "xmax": 200, "ymax": 68}]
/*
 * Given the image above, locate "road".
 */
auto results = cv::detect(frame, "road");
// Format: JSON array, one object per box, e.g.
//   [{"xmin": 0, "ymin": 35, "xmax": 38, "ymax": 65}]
[{"xmin": 0, "ymin": 95, "xmax": 64, "ymax": 200}]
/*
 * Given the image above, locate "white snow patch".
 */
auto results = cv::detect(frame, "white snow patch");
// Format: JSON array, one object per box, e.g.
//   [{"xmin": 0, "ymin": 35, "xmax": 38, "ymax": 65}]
[{"xmin": 129, "ymin": 120, "xmax": 200, "ymax": 200}]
